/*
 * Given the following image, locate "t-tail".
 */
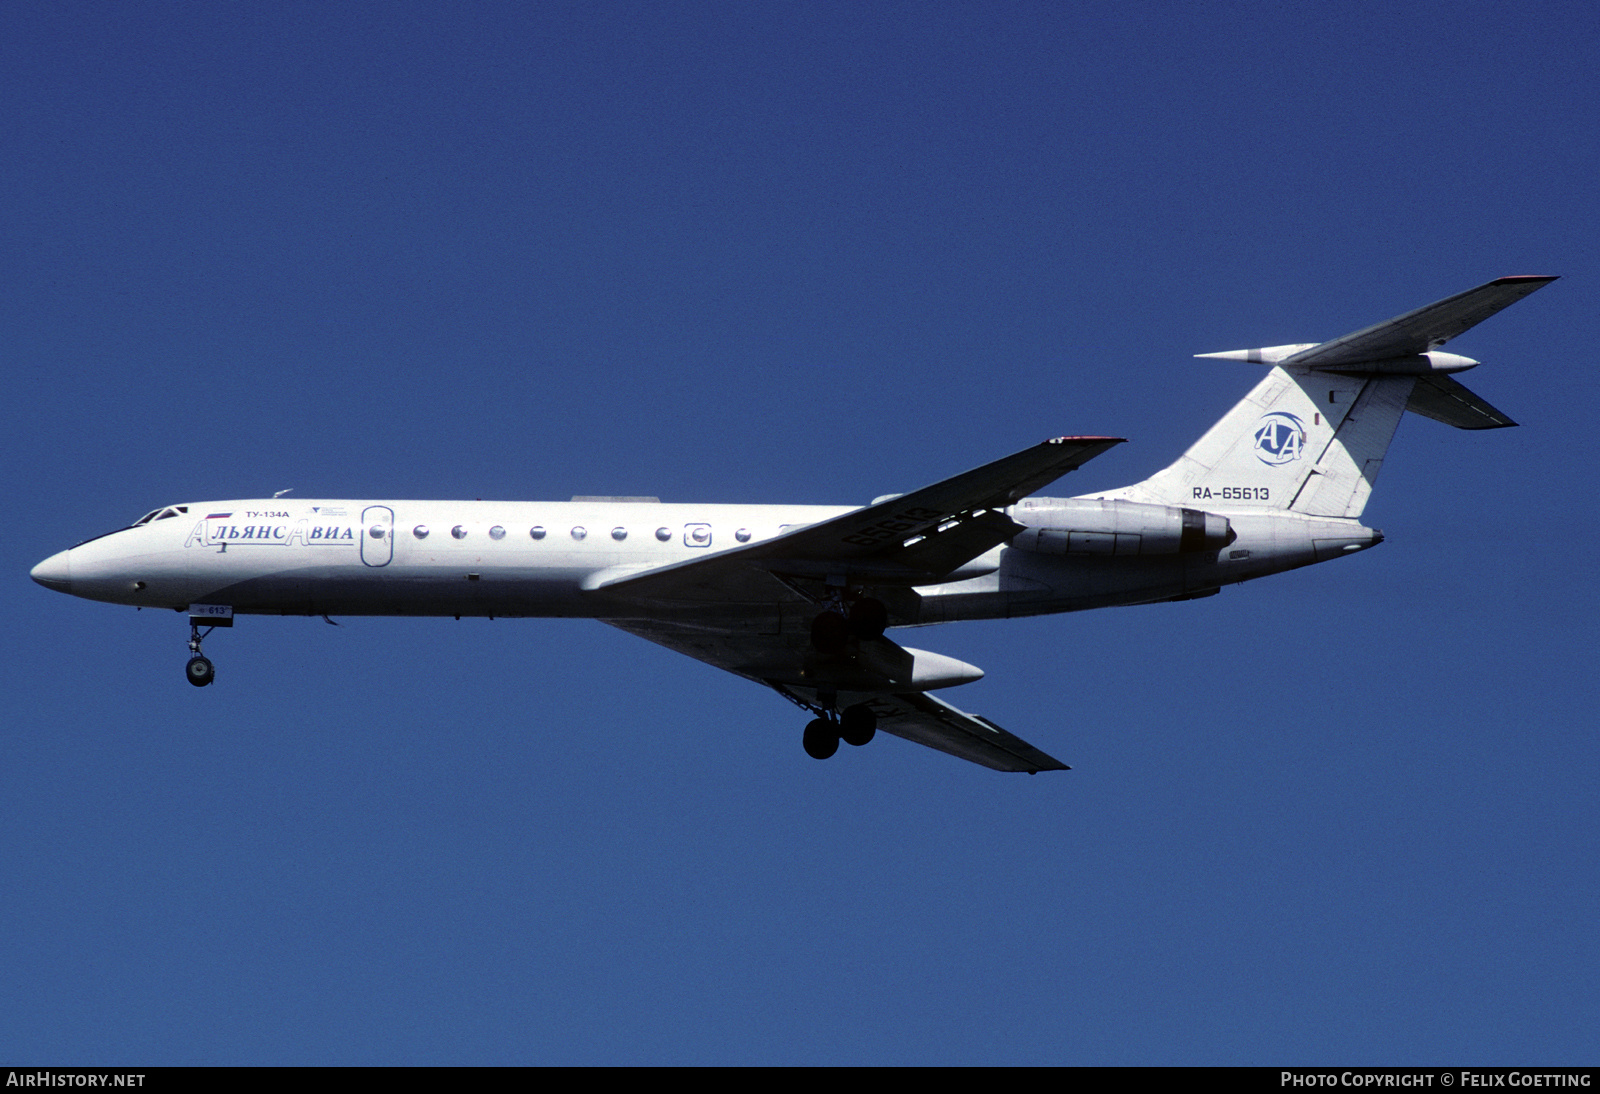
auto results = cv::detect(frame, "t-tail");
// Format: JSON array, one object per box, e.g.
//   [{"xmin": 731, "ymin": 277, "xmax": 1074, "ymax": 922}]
[{"xmin": 1102, "ymin": 276, "xmax": 1556, "ymax": 518}]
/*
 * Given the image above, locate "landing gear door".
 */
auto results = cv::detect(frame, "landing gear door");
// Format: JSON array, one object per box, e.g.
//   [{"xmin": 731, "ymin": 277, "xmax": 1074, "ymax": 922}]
[{"xmin": 361, "ymin": 505, "xmax": 395, "ymax": 567}]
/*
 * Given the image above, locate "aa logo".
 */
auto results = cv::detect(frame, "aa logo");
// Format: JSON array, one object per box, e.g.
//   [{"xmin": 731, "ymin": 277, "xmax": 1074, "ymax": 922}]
[{"xmin": 1253, "ymin": 412, "xmax": 1306, "ymax": 466}]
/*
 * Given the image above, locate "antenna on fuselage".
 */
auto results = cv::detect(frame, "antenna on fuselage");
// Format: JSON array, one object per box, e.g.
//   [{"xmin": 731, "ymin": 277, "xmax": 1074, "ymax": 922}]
[{"xmin": 273, "ymin": 488, "xmax": 293, "ymax": 498}]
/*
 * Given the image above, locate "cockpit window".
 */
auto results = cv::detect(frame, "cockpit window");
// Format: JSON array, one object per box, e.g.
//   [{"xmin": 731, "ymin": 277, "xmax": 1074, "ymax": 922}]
[{"xmin": 132, "ymin": 505, "xmax": 190, "ymax": 527}]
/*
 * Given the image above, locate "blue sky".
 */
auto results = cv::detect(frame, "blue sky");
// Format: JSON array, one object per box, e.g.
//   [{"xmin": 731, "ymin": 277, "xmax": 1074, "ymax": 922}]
[{"xmin": 3, "ymin": 1, "xmax": 1596, "ymax": 1064}]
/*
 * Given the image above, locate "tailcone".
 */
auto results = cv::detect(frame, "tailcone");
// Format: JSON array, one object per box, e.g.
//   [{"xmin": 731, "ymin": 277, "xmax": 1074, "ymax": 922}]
[{"xmin": 1311, "ymin": 525, "xmax": 1384, "ymax": 562}]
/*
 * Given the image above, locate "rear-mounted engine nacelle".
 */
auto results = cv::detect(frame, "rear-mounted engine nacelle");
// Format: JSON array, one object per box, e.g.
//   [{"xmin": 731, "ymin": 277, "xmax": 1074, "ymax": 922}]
[{"xmin": 1008, "ymin": 498, "xmax": 1234, "ymax": 557}]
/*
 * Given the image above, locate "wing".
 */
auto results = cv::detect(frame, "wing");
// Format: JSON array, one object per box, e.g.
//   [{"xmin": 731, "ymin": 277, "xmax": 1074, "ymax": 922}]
[
  {"xmin": 589, "ymin": 437, "xmax": 1112, "ymax": 770},
  {"xmin": 859, "ymin": 690, "xmax": 1069, "ymax": 772},
  {"xmin": 1281, "ymin": 275, "xmax": 1557, "ymax": 370},
  {"xmin": 585, "ymin": 435, "xmax": 1123, "ymax": 605},
  {"xmin": 604, "ymin": 617, "xmax": 1069, "ymax": 772}
]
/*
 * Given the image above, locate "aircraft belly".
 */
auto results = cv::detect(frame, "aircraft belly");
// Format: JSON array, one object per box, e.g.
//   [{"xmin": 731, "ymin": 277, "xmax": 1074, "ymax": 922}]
[{"xmin": 199, "ymin": 562, "xmax": 593, "ymax": 617}]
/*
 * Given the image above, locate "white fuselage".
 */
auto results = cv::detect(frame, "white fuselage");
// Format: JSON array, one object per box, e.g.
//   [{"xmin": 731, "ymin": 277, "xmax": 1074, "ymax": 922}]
[{"xmin": 34, "ymin": 496, "xmax": 1381, "ymax": 625}]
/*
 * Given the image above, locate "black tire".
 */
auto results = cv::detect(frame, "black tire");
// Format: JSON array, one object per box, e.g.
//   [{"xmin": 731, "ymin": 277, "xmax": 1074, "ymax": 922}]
[
  {"xmin": 802, "ymin": 717, "xmax": 839, "ymax": 759},
  {"xmin": 810, "ymin": 610, "xmax": 850, "ymax": 654},
  {"xmin": 840, "ymin": 704, "xmax": 877, "ymax": 747},
  {"xmin": 848, "ymin": 597, "xmax": 888, "ymax": 640},
  {"xmin": 186, "ymin": 655, "xmax": 215, "ymax": 687}
]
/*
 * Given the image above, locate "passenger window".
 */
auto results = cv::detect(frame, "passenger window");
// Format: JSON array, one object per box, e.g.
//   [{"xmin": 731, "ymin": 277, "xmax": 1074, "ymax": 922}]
[
  {"xmin": 489, "ymin": 526, "xmax": 506, "ymax": 540},
  {"xmin": 452, "ymin": 526, "xmax": 468, "ymax": 540}
]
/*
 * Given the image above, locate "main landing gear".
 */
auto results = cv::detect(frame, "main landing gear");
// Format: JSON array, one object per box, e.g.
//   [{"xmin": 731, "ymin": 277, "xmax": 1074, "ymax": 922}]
[
  {"xmin": 800, "ymin": 704, "xmax": 879, "ymax": 760},
  {"xmin": 795, "ymin": 589, "xmax": 888, "ymax": 758},
  {"xmin": 808, "ymin": 596, "xmax": 888, "ymax": 654},
  {"xmin": 186, "ymin": 621, "xmax": 217, "ymax": 687}
]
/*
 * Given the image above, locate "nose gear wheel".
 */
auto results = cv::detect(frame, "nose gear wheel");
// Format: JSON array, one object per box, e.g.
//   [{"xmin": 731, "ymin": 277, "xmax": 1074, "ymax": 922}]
[{"xmin": 185, "ymin": 621, "xmax": 219, "ymax": 687}]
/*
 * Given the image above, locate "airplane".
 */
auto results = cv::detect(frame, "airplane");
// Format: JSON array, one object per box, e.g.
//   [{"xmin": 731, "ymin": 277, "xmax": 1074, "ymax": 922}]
[{"xmin": 30, "ymin": 275, "xmax": 1556, "ymax": 772}]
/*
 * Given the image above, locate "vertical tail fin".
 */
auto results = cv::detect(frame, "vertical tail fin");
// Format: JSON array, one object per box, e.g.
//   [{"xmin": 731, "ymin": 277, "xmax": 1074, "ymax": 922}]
[{"xmin": 1106, "ymin": 367, "xmax": 1414, "ymax": 518}]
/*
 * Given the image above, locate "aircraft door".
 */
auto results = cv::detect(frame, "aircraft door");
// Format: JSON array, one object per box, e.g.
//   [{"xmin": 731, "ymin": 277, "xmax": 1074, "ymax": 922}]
[{"xmin": 361, "ymin": 505, "xmax": 394, "ymax": 567}]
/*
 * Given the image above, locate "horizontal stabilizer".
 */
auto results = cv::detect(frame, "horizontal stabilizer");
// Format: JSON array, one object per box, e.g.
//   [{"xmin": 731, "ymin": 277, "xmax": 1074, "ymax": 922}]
[
  {"xmin": 1281, "ymin": 275, "xmax": 1557, "ymax": 371},
  {"xmin": 1406, "ymin": 374, "xmax": 1517, "ymax": 429}
]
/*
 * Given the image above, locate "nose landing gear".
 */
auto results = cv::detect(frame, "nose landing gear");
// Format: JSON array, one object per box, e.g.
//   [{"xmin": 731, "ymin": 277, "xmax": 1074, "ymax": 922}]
[{"xmin": 186, "ymin": 620, "xmax": 218, "ymax": 687}]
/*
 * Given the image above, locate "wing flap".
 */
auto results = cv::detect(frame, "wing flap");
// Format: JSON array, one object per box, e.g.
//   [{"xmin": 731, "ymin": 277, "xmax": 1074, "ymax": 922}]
[{"xmin": 887, "ymin": 508, "xmax": 1020, "ymax": 578}]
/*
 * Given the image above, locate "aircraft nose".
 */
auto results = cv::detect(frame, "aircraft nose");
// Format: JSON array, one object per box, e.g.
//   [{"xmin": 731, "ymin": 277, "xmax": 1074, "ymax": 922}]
[{"xmin": 31, "ymin": 549, "xmax": 72, "ymax": 593}]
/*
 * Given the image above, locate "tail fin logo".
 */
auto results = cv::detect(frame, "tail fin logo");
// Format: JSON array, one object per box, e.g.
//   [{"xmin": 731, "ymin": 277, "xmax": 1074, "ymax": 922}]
[{"xmin": 1253, "ymin": 412, "xmax": 1307, "ymax": 466}]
